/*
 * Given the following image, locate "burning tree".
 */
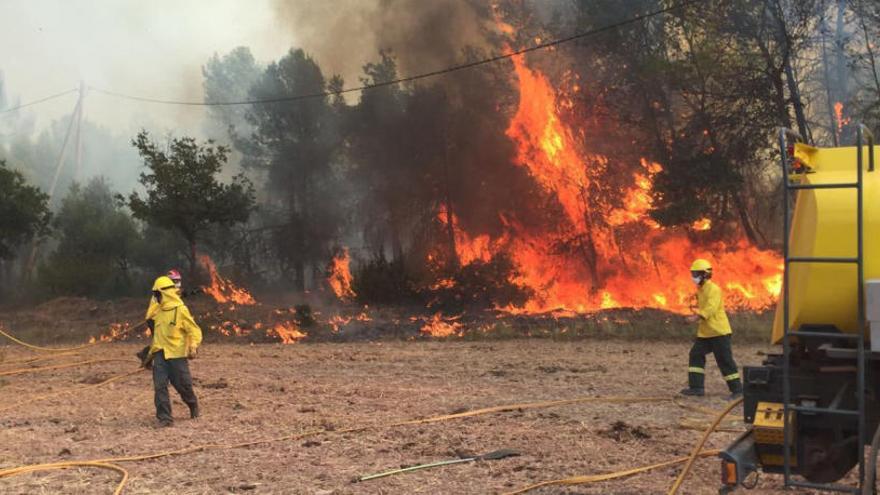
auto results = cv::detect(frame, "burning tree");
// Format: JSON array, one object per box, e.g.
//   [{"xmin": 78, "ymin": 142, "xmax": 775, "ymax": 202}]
[{"xmin": 124, "ymin": 131, "xmax": 256, "ymax": 279}]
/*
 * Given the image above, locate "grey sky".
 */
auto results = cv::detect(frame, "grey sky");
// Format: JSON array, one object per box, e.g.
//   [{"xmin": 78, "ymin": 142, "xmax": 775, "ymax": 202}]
[{"xmin": 0, "ymin": 0, "xmax": 294, "ymax": 138}]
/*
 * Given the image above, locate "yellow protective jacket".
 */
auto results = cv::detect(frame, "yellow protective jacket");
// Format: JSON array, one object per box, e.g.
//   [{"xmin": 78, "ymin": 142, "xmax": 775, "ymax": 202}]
[
  {"xmin": 148, "ymin": 276, "xmax": 202, "ymax": 359},
  {"xmin": 695, "ymin": 280, "xmax": 732, "ymax": 338}
]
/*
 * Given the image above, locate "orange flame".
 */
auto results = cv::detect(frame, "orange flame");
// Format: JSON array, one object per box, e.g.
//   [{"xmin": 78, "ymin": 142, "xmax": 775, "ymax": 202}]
[
  {"xmin": 89, "ymin": 322, "xmax": 132, "ymax": 343},
  {"xmin": 271, "ymin": 321, "xmax": 307, "ymax": 344},
  {"xmin": 691, "ymin": 218, "xmax": 712, "ymax": 231},
  {"xmin": 436, "ymin": 204, "xmax": 496, "ymax": 265},
  {"xmin": 444, "ymin": 54, "xmax": 784, "ymax": 315},
  {"xmin": 328, "ymin": 249, "xmax": 356, "ymax": 300},
  {"xmin": 211, "ymin": 320, "xmax": 251, "ymax": 337},
  {"xmin": 834, "ymin": 102, "xmax": 850, "ymax": 134},
  {"xmin": 199, "ymin": 255, "xmax": 256, "ymax": 306},
  {"xmin": 420, "ymin": 313, "xmax": 463, "ymax": 338}
]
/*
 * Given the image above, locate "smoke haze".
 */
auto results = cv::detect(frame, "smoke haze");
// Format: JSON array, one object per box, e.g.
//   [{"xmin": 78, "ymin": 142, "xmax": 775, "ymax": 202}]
[
  {"xmin": 270, "ymin": 0, "xmax": 494, "ymax": 88},
  {"xmin": 0, "ymin": 0, "xmax": 293, "ymax": 135}
]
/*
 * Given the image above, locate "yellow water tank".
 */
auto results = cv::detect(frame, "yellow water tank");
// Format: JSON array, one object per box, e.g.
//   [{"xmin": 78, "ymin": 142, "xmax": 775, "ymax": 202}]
[{"xmin": 771, "ymin": 142, "xmax": 880, "ymax": 344}]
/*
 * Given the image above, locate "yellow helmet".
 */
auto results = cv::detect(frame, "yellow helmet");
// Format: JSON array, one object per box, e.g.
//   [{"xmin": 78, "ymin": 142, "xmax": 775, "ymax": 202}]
[
  {"xmin": 690, "ymin": 259, "xmax": 712, "ymax": 272},
  {"xmin": 152, "ymin": 275, "xmax": 176, "ymax": 291}
]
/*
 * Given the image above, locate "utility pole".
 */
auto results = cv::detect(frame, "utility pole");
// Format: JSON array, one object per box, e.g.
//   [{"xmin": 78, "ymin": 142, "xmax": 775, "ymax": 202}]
[
  {"xmin": 73, "ymin": 81, "xmax": 85, "ymax": 181},
  {"xmin": 46, "ymin": 83, "xmax": 84, "ymax": 199},
  {"xmin": 23, "ymin": 83, "xmax": 86, "ymax": 280}
]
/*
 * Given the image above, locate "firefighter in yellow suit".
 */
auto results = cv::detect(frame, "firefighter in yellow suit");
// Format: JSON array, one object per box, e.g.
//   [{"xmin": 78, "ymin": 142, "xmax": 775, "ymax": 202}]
[
  {"xmin": 680, "ymin": 259, "xmax": 743, "ymax": 399},
  {"xmin": 147, "ymin": 274, "xmax": 202, "ymax": 426}
]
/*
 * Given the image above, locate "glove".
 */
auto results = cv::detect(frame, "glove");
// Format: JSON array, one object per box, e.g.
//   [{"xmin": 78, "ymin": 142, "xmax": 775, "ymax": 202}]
[{"xmin": 136, "ymin": 346, "xmax": 154, "ymax": 369}]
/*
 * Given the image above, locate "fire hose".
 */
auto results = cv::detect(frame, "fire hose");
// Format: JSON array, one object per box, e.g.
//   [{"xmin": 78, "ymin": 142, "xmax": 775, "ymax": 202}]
[
  {"xmin": 0, "ymin": 393, "xmax": 741, "ymax": 494},
  {"xmin": 0, "ymin": 322, "xmax": 146, "ymax": 354},
  {"xmin": 0, "ymin": 358, "xmax": 133, "ymax": 377},
  {"xmin": 0, "ymin": 327, "xmax": 99, "ymax": 352},
  {"xmin": 0, "ymin": 328, "xmax": 743, "ymax": 494}
]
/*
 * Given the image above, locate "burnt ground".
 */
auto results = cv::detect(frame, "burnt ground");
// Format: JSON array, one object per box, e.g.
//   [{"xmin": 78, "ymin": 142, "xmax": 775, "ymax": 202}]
[{"xmin": 0, "ymin": 338, "xmax": 824, "ymax": 495}]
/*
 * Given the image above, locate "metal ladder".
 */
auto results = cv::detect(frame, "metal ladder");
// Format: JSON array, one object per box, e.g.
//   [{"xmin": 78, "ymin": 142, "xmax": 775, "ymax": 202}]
[{"xmin": 779, "ymin": 124, "xmax": 875, "ymax": 493}]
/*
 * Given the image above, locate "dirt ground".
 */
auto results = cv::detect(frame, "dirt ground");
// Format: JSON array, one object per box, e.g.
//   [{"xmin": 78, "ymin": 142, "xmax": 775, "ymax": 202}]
[{"xmin": 0, "ymin": 337, "xmax": 829, "ymax": 495}]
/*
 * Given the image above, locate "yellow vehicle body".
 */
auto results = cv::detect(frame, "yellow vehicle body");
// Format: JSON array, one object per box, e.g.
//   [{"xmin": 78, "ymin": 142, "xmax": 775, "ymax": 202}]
[{"xmin": 771, "ymin": 142, "xmax": 880, "ymax": 344}]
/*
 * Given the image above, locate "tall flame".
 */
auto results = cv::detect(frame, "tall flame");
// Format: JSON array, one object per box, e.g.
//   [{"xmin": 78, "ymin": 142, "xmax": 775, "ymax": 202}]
[
  {"xmin": 199, "ymin": 255, "xmax": 256, "ymax": 306},
  {"xmin": 441, "ymin": 54, "xmax": 782, "ymax": 315},
  {"xmin": 328, "ymin": 249, "xmax": 356, "ymax": 300},
  {"xmin": 834, "ymin": 102, "xmax": 850, "ymax": 134}
]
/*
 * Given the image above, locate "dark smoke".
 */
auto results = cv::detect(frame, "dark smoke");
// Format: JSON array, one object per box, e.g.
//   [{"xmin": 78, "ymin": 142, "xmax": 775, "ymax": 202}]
[{"xmin": 270, "ymin": 0, "xmax": 495, "ymax": 86}]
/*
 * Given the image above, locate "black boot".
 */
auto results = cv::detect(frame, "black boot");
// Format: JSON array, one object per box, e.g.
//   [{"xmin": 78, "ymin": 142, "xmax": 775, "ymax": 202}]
[
  {"xmin": 189, "ymin": 404, "xmax": 200, "ymax": 419},
  {"xmin": 727, "ymin": 381, "xmax": 743, "ymax": 401},
  {"xmin": 680, "ymin": 387, "xmax": 705, "ymax": 397}
]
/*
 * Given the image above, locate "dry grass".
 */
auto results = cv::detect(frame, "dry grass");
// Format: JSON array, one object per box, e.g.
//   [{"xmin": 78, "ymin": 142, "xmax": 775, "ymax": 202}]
[{"xmin": 0, "ymin": 338, "xmax": 814, "ymax": 494}]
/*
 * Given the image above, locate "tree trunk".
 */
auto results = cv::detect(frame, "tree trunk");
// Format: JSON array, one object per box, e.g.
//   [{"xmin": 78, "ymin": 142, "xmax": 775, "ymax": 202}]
[
  {"xmin": 783, "ymin": 56, "xmax": 810, "ymax": 141},
  {"xmin": 294, "ymin": 259, "xmax": 305, "ymax": 292},
  {"xmin": 834, "ymin": 0, "xmax": 849, "ymax": 104},
  {"xmin": 771, "ymin": 0, "xmax": 809, "ymax": 139},
  {"xmin": 188, "ymin": 238, "xmax": 198, "ymax": 282},
  {"xmin": 578, "ymin": 188, "xmax": 601, "ymax": 291},
  {"xmin": 731, "ymin": 191, "xmax": 762, "ymax": 247},
  {"xmin": 443, "ymin": 121, "xmax": 460, "ymax": 269},
  {"xmin": 821, "ymin": 17, "xmax": 840, "ymax": 146},
  {"xmin": 856, "ymin": 1, "xmax": 880, "ymax": 101}
]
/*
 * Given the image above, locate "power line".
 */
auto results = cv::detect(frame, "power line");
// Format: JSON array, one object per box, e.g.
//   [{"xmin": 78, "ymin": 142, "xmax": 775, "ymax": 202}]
[
  {"xmin": 90, "ymin": 0, "xmax": 700, "ymax": 107},
  {"xmin": 0, "ymin": 88, "xmax": 78, "ymax": 114}
]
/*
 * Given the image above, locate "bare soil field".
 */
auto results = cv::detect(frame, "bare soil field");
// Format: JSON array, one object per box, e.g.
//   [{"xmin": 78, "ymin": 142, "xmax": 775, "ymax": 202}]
[{"xmin": 0, "ymin": 338, "xmax": 814, "ymax": 495}]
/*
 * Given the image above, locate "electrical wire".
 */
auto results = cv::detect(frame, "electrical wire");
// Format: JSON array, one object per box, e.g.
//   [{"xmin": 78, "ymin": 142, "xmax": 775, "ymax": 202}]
[
  {"xmin": 89, "ymin": 0, "xmax": 701, "ymax": 107},
  {"xmin": 0, "ymin": 88, "xmax": 78, "ymax": 115}
]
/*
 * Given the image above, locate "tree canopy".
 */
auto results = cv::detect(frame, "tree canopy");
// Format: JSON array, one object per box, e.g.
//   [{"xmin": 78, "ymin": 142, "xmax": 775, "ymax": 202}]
[
  {"xmin": 124, "ymin": 131, "xmax": 256, "ymax": 278},
  {"xmin": 0, "ymin": 159, "xmax": 50, "ymax": 260}
]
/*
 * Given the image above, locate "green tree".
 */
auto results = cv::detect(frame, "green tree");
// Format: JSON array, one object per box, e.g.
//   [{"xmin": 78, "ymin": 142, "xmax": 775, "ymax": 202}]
[
  {"xmin": 0, "ymin": 159, "xmax": 50, "ymax": 261},
  {"xmin": 124, "ymin": 131, "xmax": 256, "ymax": 278},
  {"xmin": 39, "ymin": 178, "xmax": 140, "ymax": 296},
  {"xmin": 202, "ymin": 46, "xmax": 263, "ymax": 140},
  {"xmin": 241, "ymin": 48, "xmax": 344, "ymax": 290}
]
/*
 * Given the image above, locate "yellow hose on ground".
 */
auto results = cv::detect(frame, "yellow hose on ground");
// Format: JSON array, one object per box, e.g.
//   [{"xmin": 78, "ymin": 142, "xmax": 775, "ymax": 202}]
[
  {"xmin": 0, "ymin": 394, "xmax": 737, "ymax": 494},
  {"xmin": 0, "ymin": 327, "xmax": 743, "ymax": 494},
  {"xmin": 0, "ymin": 327, "xmax": 99, "ymax": 352},
  {"xmin": 3, "ymin": 461, "xmax": 128, "ymax": 495},
  {"xmin": 0, "ymin": 368, "xmax": 143, "ymax": 414},
  {"xmin": 502, "ymin": 450, "xmax": 721, "ymax": 495},
  {"xmin": 0, "ymin": 351, "xmax": 82, "ymax": 367},
  {"xmin": 0, "ymin": 323, "xmax": 145, "ymax": 354},
  {"xmin": 0, "ymin": 358, "xmax": 132, "ymax": 377},
  {"xmin": 391, "ymin": 396, "xmax": 671, "ymax": 426},
  {"xmin": 667, "ymin": 396, "xmax": 744, "ymax": 495},
  {"xmin": 0, "ymin": 395, "xmax": 673, "ymax": 493}
]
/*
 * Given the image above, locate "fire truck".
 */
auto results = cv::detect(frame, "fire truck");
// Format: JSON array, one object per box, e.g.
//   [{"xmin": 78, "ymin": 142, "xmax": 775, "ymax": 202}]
[{"xmin": 720, "ymin": 125, "xmax": 880, "ymax": 493}]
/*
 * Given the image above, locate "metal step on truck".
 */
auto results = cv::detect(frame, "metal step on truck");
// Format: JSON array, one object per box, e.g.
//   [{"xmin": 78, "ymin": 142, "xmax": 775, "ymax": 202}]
[{"xmin": 720, "ymin": 125, "xmax": 880, "ymax": 493}]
